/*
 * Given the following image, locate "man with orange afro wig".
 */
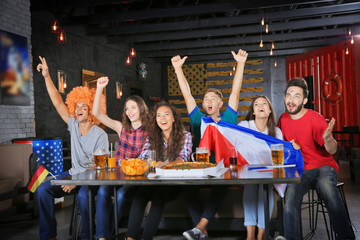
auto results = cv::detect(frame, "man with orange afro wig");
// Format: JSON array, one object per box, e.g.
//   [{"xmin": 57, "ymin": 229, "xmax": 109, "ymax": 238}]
[{"xmin": 36, "ymin": 56, "xmax": 109, "ymax": 240}]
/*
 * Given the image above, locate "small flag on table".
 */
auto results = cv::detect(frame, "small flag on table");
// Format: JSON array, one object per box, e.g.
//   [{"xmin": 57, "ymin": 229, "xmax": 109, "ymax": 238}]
[{"xmin": 28, "ymin": 164, "xmax": 49, "ymax": 193}]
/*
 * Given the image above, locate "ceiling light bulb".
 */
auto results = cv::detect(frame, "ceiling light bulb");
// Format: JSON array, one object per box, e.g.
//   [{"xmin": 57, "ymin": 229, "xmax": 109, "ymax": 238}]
[
  {"xmin": 260, "ymin": 39, "xmax": 263, "ymax": 48},
  {"xmin": 272, "ymin": 42, "xmax": 275, "ymax": 49},
  {"xmin": 261, "ymin": 18, "xmax": 264, "ymax": 26},
  {"xmin": 266, "ymin": 24, "xmax": 269, "ymax": 33},
  {"xmin": 348, "ymin": 29, "xmax": 352, "ymax": 35},
  {"xmin": 351, "ymin": 36, "xmax": 354, "ymax": 44},
  {"xmin": 233, "ymin": 66, "xmax": 236, "ymax": 71},
  {"xmin": 274, "ymin": 60, "xmax": 277, "ymax": 67},
  {"xmin": 346, "ymin": 47, "xmax": 349, "ymax": 55},
  {"xmin": 270, "ymin": 49, "xmax": 273, "ymax": 55}
]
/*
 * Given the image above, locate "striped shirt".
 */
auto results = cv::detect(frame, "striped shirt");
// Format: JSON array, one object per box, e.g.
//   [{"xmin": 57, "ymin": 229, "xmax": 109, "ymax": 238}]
[
  {"xmin": 115, "ymin": 126, "xmax": 147, "ymax": 161},
  {"xmin": 139, "ymin": 131, "xmax": 192, "ymax": 162}
]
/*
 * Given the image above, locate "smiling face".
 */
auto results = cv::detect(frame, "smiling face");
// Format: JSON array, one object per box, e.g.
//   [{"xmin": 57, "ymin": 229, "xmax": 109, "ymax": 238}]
[
  {"xmin": 156, "ymin": 106, "xmax": 175, "ymax": 133},
  {"xmin": 202, "ymin": 92, "xmax": 223, "ymax": 117},
  {"xmin": 253, "ymin": 97, "xmax": 271, "ymax": 119},
  {"xmin": 125, "ymin": 99, "xmax": 141, "ymax": 123},
  {"xmin": 284, "ymin": 86, "xmax": 308, "ymax": 115},
  {"xmin": 75, "ymin": 101, "xmax": 89, "ymax": 122}
]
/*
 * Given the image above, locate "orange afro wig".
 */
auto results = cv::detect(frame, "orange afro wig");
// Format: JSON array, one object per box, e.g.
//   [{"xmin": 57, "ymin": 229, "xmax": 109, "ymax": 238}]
[{"xmin": 65, "ymin": 86, "xmax": 106, "ymax": 125}]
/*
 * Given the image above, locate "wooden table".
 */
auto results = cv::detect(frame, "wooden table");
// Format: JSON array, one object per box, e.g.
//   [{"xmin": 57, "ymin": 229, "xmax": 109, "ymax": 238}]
[{"xmin": 52, "ymin": 165, "xmax": 300, "ymax": 240}]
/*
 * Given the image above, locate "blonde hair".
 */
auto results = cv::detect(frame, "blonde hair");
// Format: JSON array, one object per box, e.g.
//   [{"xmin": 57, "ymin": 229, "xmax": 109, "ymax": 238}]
[{"xmin": 65, "ymin": 86, "xmax": 106, "ymax": 125}]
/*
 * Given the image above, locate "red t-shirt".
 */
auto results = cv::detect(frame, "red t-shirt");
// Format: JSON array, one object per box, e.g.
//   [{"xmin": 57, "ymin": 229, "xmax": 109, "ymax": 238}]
[{"xmin": 277, "ymin": 110, "xmax": 339, "ymax": 173}]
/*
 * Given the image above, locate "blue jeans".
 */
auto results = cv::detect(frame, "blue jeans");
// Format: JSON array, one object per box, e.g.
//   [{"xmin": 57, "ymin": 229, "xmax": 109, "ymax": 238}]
[
  {"xmin": 127, "ymin": 186, "xmax": 180, "ymax": 240},
  {"xmin": 183, "ymin": 185, "xmax": 227, "ymax": 225},
  {"xmin": 77, "ymin": 185, "xmax": 137, "ymax": 239},
  {"xmin": 284, "ymin": 166, "xmax": 355, "ymax": 240},
  {"xmin": 243, "ymin": 184, "xmax": 274, "ymax": 229},
  {"xmin": 37, "ymin": 171, "xmax": 76, "ymax": 240}
]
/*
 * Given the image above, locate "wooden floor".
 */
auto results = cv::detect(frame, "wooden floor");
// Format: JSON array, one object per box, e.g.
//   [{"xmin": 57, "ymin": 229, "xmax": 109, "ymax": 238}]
[{"xmin": 0, "ymin": 160, "xmax": 359, "ymax": 240}]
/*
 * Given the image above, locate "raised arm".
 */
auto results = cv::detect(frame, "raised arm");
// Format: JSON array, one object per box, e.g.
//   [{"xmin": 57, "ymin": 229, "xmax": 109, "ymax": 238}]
[
  {"xmin": 171, "ymin": 56, "xmax": 197, "ymax": 114},
  {"xmin": 228, "ymin": 49, "xmax": 248, "ymax": 111},
  {"xmin": 92, "ymin": 77, "xmax": 123, "ymax": 135},
  {"xmin": 37, "ymin": 56, "xmax": 70, "ymax": 123},
  {"xmin": 323, "ymin": 118, "xmax": 338, "ymax": 155}
]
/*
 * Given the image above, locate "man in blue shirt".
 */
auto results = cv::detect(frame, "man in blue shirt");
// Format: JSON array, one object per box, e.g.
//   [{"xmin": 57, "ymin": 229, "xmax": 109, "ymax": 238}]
[{"xmin": 171, "ymin": 49, "xmax": 248, "ymax": 240}]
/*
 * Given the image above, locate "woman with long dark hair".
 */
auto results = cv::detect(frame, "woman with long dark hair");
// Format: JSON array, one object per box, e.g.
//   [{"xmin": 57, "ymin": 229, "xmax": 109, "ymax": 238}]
[
  {"xmin": 126, "ymin": 101, "xmax": 192, "ymax": 240},
  {"xmin": 238, "ymin": 95, "xmax": 283, "ymax": 240},
  {"xmin": 77, "ymin": 77, "xmax": 149, "ymax": 240}
]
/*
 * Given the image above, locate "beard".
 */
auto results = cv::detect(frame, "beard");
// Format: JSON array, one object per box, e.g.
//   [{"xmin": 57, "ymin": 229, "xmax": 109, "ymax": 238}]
[{"xmin": 285, "ymin": 102, "xmax": 303, "ymax": 115}]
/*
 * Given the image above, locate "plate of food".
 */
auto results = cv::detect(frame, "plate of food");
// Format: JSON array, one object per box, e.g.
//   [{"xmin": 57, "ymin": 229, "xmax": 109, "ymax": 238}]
[
  {"xmin": 153, "ymin": 160, "xmax": 226, "ymax": 178},
  {"xmin": 162, "ymin": 162, "xmax": 217, "ymax": 170}
]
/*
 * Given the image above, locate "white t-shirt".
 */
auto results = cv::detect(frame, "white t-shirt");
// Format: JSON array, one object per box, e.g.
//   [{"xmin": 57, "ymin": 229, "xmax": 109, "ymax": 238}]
[{"xmin": 238, "ymin": 120, "xmax": 283, "ymax": 140}]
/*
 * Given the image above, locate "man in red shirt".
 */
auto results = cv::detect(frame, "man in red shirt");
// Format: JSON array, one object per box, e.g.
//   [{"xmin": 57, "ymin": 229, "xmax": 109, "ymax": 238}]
[{"xmin": 277, "ymin": 78, "xmax": 354, "ymax": 240}]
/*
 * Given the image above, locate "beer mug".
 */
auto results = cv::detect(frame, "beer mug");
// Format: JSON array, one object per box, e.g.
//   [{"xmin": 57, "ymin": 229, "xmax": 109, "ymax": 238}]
[
  {"xmin": 191, "ymin": 147, "xmax": 209, "ymax": 162},
  {"xmin": 93, "ymin": 149, "xmax": 107, "ymax": 169},
  {"xmin": 270, "ymin": 144, "xmax": 290, "ymax": 165}
]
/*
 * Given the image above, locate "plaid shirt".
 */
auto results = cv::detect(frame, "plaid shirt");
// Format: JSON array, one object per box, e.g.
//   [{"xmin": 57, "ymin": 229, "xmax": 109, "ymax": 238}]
[
  {"xmin": 139, "ymin": 131, "xmax": 192, "ymax": 162},
  {"xmin": 115, "ymin": 127, "xmax": 147, "ymax": 161}
]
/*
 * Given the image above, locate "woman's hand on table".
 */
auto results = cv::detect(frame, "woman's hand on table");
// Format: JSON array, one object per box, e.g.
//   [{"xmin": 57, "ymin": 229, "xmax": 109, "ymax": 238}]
[
  {"xmin": 61, "ymin": 185, "xmax": 76, "ymax": 193},
  {"xmin": 154, "ymin": 160, "xmax": 170, "ymax": 168}
]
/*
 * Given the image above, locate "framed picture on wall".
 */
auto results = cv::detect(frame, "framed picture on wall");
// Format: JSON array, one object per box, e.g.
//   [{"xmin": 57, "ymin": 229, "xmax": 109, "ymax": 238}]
[{"xmin": 0, "ymin": 29, "xmax": 30, "ymax": 106}]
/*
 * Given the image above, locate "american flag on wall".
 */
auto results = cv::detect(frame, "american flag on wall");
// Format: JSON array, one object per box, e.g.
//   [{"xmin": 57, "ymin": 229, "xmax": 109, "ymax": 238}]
[
  {"xmin": 168, "ymin": 59, "xmax": 264, "ymax": 124},
  {"xmin": 32, "ymin": 139, "xmax": 63, "ymax": 176}
]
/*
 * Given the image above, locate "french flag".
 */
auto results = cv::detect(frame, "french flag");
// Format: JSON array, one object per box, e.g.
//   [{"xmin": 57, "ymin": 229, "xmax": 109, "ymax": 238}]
[
  {"xmin": 199, "ymin": 117, "xmax": 304, "ymax": 197},
  {"xmin": 199, "ymin": 117, "xmax": 304, "ymax": 175}
]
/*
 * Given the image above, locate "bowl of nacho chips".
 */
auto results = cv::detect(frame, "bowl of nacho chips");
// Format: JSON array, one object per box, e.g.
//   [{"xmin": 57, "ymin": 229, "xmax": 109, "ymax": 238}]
[{"xmin": 121, "ymin": 158, "xmax": 149, "ymax": 175}]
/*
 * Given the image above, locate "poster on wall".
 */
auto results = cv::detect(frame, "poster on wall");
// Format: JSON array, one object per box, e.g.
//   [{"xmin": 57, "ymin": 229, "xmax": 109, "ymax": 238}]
[{"xmin": 0, "ymin": 29, "xmax": 30, "ymax": 106}]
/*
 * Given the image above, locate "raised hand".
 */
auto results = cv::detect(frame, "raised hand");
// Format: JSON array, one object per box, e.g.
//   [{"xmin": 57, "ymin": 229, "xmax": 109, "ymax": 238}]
[
  {"xmin": 171, "ymin": 55, "xmax": 188, "ymax": 68},
  {"xmin": 231, "ymin": 49, "xmax": 248, "ymax": 64},
  {"xmin": 97, "ymin": 77, "xmax": 109, "ymax": 89},
  {"xmin": 36, "ymin": 56, "xmax": 50, "ymax": 78},
  {"xmin": 323, "ymin": 118, "xmax": 336, "ymax": 142}
]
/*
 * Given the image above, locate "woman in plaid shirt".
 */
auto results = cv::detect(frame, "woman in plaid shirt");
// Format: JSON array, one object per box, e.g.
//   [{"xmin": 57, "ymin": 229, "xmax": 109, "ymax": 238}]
[
  {"xmin": 77, "ymin": 77, "xmax": 149, "ymax": 240},
  {"xmin": 126, "ymin": 101, "xmax": 192, "ymax": 240}
]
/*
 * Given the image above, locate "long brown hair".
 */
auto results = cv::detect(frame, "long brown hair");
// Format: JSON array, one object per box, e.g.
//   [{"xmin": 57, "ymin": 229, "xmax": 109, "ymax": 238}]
[
  {"xmin": 148, "ymin": 101, "xmax": 185, "ymax": 162},
  {"xmin": 245, "ymin": 96, "xmax": 277, "ymax": 138},
  {"xmin": 121, "ymin": 95, "xmax": 149, "ymax": 132}
]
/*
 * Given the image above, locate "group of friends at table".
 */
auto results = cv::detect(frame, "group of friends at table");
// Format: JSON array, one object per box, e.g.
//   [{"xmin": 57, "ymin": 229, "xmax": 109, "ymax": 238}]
[{"xmin": 35, "ymin": 49, "xmax": 354, "ymax": 240}]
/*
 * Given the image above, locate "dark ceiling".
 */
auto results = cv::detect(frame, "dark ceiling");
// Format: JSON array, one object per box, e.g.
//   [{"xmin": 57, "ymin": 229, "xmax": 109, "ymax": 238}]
[{"xmin": 31, "ymin": 0, "xmax": 360, "ymax": 62}]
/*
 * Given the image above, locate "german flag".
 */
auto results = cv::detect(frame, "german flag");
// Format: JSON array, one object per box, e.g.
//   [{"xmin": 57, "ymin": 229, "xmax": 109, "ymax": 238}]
[{"xmin": 28, "ymin": 165, "xmax": 49, "ymax": 193}]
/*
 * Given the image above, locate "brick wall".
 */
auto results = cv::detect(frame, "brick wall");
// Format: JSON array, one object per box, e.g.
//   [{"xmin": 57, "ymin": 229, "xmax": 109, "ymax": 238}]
[
  {"xmin": 31, "ymin": 13, "xmax": 162, "ymax": 140},
  {"xmin": 0, "ymin": 0, "xmax": 35, "ymax": 143}
]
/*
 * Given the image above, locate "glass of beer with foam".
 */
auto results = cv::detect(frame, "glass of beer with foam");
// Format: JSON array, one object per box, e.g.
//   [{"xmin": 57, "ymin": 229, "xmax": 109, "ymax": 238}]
[
  {"xmin": 271, "ymin": 144, "xmax": 290, "ymax": 165},
  {"xmin": 191, "ymin": 147, "xmax": 209, "ymax": 162},
  {"xmin": 93, "ymin": 149, "xmax": 107, "ymax": 169}
]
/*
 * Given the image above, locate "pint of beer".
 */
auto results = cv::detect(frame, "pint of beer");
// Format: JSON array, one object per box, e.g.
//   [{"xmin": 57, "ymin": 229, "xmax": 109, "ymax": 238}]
[
  {"xmin": 191, "ymin": 147, "xmax": 209, "ymax": 162},
  {"xmin": 271, "ymin": 144, "xmax": 284, "ymax": 165},
  {"xmin": 93, "ymin": 149, "xmax": 107, "ymax": 169}
]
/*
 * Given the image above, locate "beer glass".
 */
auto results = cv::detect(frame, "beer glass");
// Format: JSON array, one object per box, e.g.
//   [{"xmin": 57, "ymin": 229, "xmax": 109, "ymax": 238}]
[
  {"xmin": 229, "ymin": 147, "xmax": 238, "ymax": 171},
  {"xmin": 270, "ymin": 144, "xmax": 290, "ymax": 165},
  {"xmin": 191, "ymin": 147, "xmax": 209, "ymax": 162},
  {"xmin": 93, "ymin": 149, "xmax": 107, "ymax": 169}
]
